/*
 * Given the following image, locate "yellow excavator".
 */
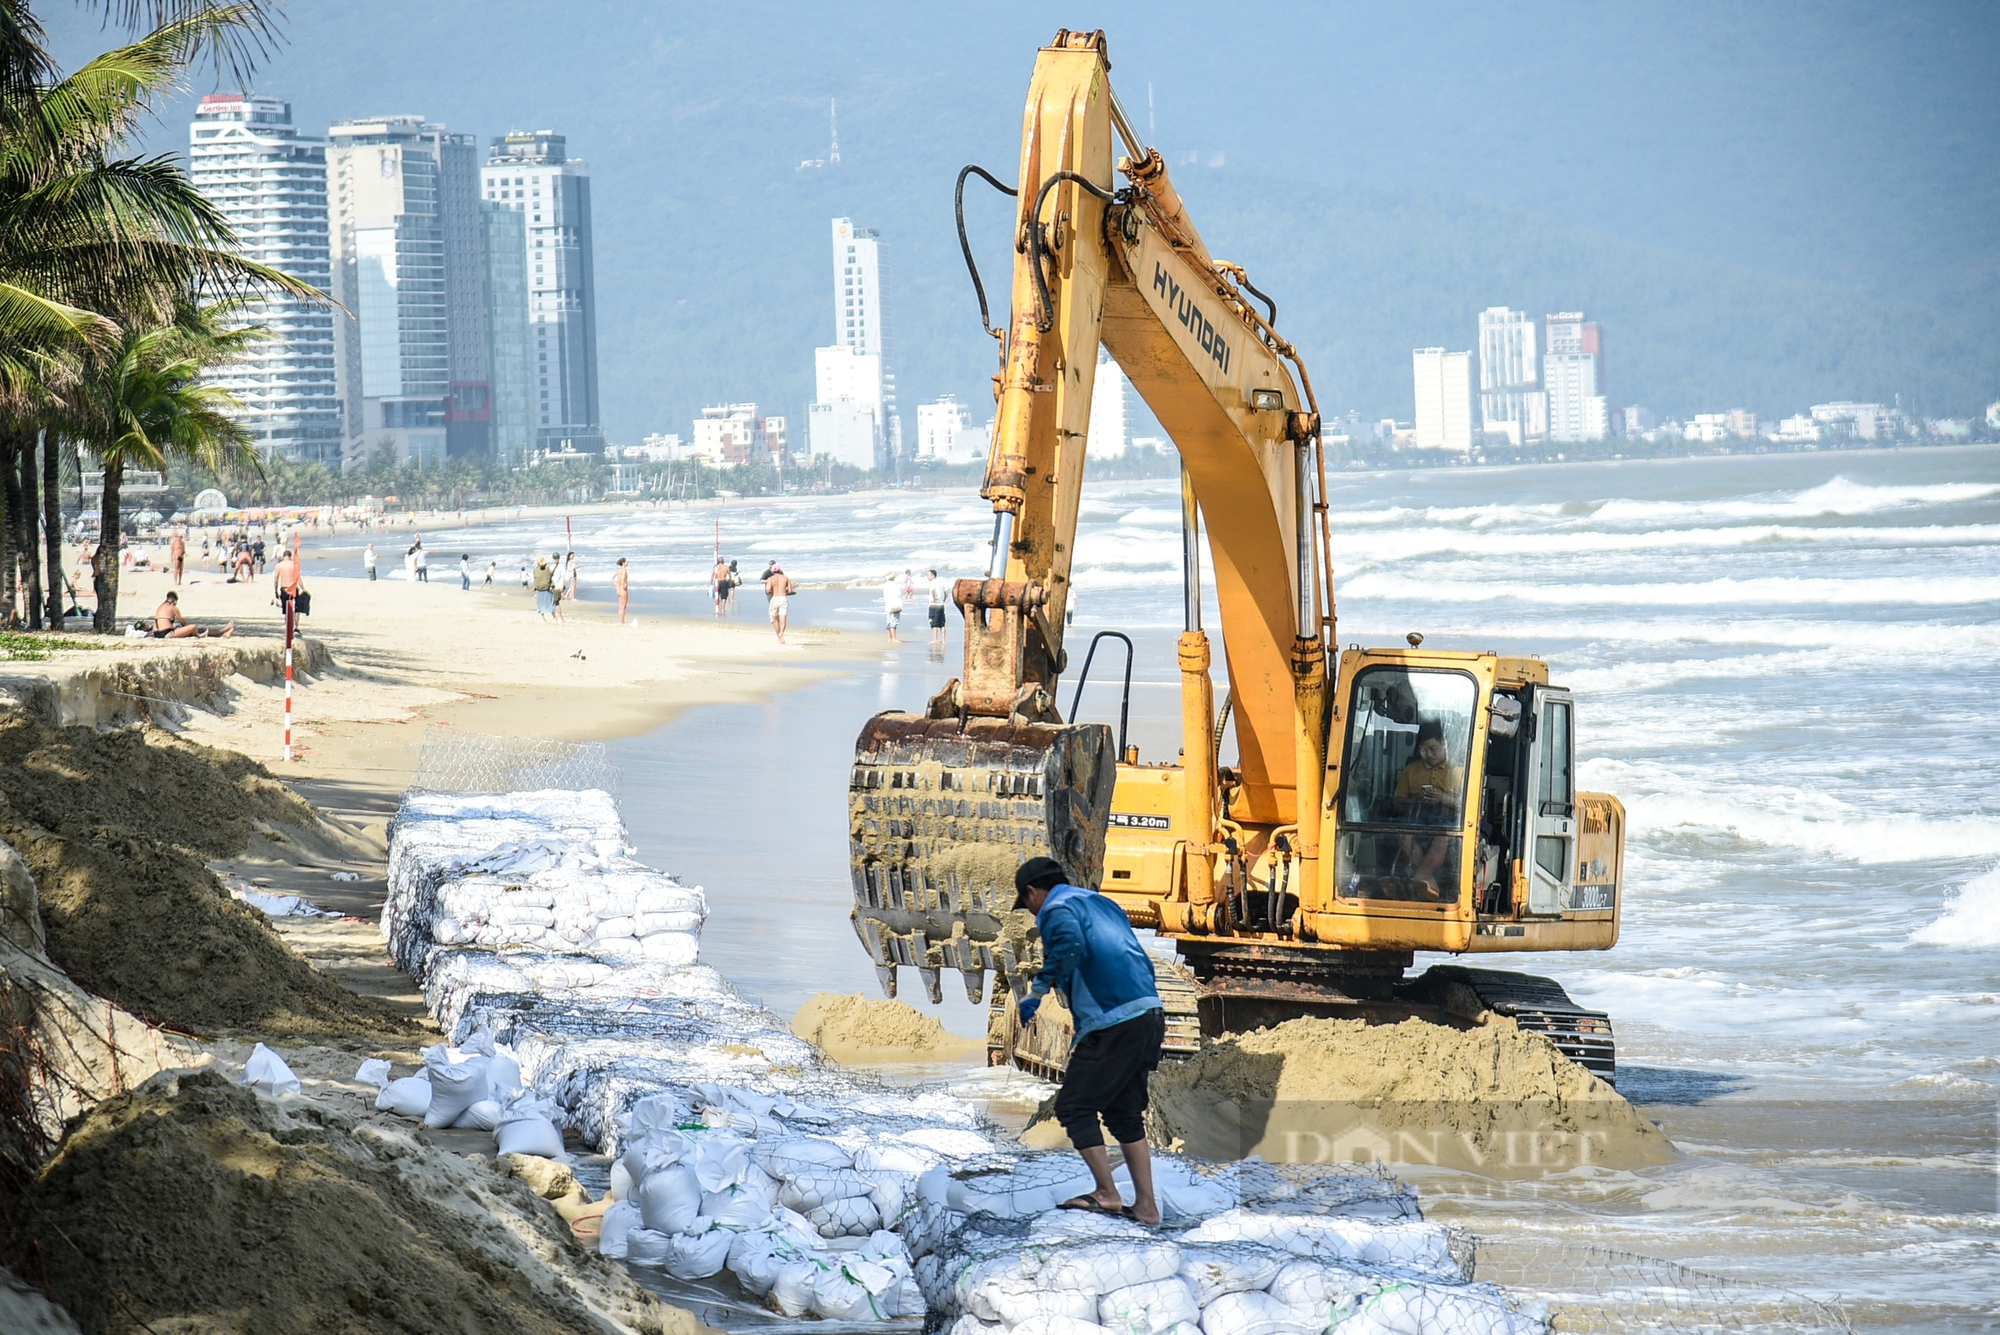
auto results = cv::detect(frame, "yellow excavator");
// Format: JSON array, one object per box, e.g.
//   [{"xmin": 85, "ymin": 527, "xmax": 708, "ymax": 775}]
[{"xmin": 849, "ymin": 30, "xmax": 1625, "ymax": 1084}]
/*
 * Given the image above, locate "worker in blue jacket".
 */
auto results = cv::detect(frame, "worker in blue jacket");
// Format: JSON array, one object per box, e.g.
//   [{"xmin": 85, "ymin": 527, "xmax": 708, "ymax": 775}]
[{"xmin": 1014, "ymin": 856, "xmax": 1165, "ymax": 1224}]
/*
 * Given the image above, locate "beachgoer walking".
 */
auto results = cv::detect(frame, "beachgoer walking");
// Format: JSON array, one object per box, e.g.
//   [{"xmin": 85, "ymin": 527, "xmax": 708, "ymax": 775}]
[
  {"xmin": 251, "ymin": 536, "xmax": 266, "ymax": 574},
  {"xmin": 532, "ymin": 556, "xmax": 555, "ymax": 620},
  {"xmin": 169, "ymin": 531, "xmax": 185, "ymax": 586},
  {"xmin": 712, "ymin": 558, "xmax": 731, "ymax": 616},
  {"xmin": 881, "ymin": 571, "xmax": 904, "ymax": 643},
  {"xmin": 414, "ymin": 540, "xmax": 429, "ymax": 583},
  {"xmin": 927, "ymin": 568, "xmax": 948, "ymax": 646},
  {"xmin": 764, "ymin": 563, "xmax": 796, "ymax": 644},
  {"xmin": 613, "ymin": 557, "xmax": 630, "ymax": 625},
  {"xmin": 1012, "ymin": 857, "xmax": 1165, "ymax": 1226},
  {"xmin": 364, "ymin": 543, "xmax": 378, "ymax": 581},
  {"xmin": 564, "ymin": 551, "xmax": 579, "ymax": 601},
  {"xmin": 483, "ymin": 559, "xmax": 496, "ymax": 587},
  {"xmin": 726, "ymin": 559, "xmax": 741, "ymax": 612},
  {"xmin": 459, "ymin": 554, "xmax": 472, "ymax": 591}
]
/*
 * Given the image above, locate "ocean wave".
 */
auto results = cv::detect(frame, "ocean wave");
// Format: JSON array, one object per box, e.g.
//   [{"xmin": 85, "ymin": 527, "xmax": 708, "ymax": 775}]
[
  {"xmin": 1340, "ymin": 572, "xmax": 2000, "ymax": 607},
  {"xmin": 1321, "ymin": 522, "xmax": 2000, "ymax": 563},
  {"xmin": 1579, "ymin": 760, "xmax": 2000, "ymax": 865},
  {"xmin": 1909, "ymin": 864, "xmax": 2000, "ymax": 948}
]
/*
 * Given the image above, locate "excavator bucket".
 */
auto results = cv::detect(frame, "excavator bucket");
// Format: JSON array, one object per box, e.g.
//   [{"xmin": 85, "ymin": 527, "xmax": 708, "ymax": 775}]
[{"xmin": 848, "ymin": 712, "xmax": 1117, "ymax": 1006}]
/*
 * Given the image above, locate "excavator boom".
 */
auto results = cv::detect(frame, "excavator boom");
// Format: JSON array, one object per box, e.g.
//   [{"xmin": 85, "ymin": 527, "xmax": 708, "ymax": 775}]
[{"xmin": 848, "ymin": 30, "xmax": 1625, "ymax": 1081}]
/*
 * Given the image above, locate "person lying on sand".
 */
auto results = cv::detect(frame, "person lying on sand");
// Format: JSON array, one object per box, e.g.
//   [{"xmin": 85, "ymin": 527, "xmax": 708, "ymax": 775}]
[{"xmin": 152, "ymin": 591, "xmax": 233, "ymax": 638}]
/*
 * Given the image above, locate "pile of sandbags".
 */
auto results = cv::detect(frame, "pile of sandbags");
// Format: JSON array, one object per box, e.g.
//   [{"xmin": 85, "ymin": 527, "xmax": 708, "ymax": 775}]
[
  {"xmin": 383, "ymin": 789, "xmax": 707, "ymax": 1031},
  {"xmin": 364, "ymin": 1031, "xmax": 567, "ymax": 1158},
  {"xmin": 384, "ymin": 788, "xmax": 1553, "ymax": 1334}
]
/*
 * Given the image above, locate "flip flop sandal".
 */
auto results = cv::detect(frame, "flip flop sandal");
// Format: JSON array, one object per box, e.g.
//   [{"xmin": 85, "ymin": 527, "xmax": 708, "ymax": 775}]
[{"xmin": 1059, "ymin": 1195, "xmax": 1121, "ymax": 1214}]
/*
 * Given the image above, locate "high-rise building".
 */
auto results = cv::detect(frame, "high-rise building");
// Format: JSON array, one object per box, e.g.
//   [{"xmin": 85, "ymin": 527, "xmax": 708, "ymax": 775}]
[
  {"xmin": 917, "ymin": 397, "xmax": 982, "ymax": 464},
  {"xmin": 480, "ymin": 202, "xmax": 532, "ymax": 464},
  {"xmin": 482, "ymin": 131, "xmax": 602, "ymax": 456},
  {"xmin": 327, "ymin": 116, "xmax": 486, "ymax": 468},
  {"xmin": 809, "ymin": 344, "xmax": 881, "ymax": 469},
  {"xmin": 1411, "ymin": 348, "xmax": 1473, "ymax": 453},
  {"xmin": 1476, "ymin": 307, "xmax": 1545, "ymax": 445},
  {"xmin": 1087, "ymin": 351, "xmax": 1130, "ymax": 457},
  {"xmin": 188, "ymin": 95, "xmax": 342, "ymax": 465},
  {"xmin": 1544, "ymin": 312, "xmax": 1608, "ymax": 443},
  {"xmin": 828, "ymin": 218, "xmax": 899, "ymax": 461}
]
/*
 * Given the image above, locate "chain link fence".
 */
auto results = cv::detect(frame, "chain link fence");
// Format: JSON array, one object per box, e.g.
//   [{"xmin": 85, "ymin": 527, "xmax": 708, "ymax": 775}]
[
  {"xmin": 408, "ymin": 728, "xmax": 620, "ymax": 797},
  {"xmin": 1471, "ymin": 1235, "xmax": 1852, "ymax": 1333}
]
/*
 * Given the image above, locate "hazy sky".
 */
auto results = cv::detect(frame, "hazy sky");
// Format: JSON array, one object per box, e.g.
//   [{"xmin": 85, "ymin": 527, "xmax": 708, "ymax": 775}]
[{"xmin": 41, "ymin": 1, "xmax": 2000, "ymax": 434}]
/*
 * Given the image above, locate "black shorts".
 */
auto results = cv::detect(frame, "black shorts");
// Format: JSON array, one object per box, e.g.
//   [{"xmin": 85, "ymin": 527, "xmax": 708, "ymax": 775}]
[
  {"xmin": 1053, "ymin": 1007, "xmax": 1166, "ymax": 1150},
  {"xmin": 928, "ymin": 604, "xmax": 946, "ymax": 629}
]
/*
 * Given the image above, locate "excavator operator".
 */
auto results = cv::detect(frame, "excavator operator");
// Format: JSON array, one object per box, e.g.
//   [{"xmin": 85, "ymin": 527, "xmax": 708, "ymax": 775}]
[{"xmin": 1396, "ymin": 720, "xmax": 1463, "ymax": 894}]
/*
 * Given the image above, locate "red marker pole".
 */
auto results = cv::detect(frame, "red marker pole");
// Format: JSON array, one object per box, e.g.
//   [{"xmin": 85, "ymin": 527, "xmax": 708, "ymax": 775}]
[{"xmin": 282, "ymin": 532, "xmax": 300, "ymax": 762}]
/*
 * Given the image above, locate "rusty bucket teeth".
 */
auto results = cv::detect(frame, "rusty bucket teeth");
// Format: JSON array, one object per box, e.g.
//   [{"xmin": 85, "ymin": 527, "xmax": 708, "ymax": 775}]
[{"xmin": 848, "ymin": 710, "xmax": 1116, "ymax": 1003}]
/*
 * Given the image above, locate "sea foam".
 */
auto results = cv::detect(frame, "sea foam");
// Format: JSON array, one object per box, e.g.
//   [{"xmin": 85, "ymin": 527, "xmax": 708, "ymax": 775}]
[{"xmin": 1910, "ymin": 864, "xmax": 2000, "ymax": 948}]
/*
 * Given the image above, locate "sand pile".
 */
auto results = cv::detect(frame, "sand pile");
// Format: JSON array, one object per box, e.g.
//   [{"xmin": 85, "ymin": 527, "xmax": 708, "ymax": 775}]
[
  {"xmin": 13, "ymin": 1068, "xmax": 714, "ymax": 1335},
  {"xmin": 790, "ymin": 991, "xmax": 982, "ymax": 1063},
  {"xmin": 0, "ymin": 714, "xmax": 414, "ymax": 1037},
  {"xmin": 1145, "ymin": 1017, "xmax": 1675, "ymax": 1175}
]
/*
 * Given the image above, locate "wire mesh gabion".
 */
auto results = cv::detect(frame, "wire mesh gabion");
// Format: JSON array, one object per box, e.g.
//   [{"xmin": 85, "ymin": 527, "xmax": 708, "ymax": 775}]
[{"xmin": 409, "ymin": 727, "xmax": 621, "ymax": 797}]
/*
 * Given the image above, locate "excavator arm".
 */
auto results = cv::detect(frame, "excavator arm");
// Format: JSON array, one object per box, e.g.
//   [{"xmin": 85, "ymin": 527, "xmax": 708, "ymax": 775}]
[{"xmin": 848, "ymin": 29, "xmax": 1335, "ymax": 1005}]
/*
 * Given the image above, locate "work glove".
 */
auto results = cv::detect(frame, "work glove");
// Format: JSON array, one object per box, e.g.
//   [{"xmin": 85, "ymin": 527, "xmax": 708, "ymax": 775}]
[{"xmin": 1017, "ymin": 996, "xmax": 1041, "ymax": 1028}]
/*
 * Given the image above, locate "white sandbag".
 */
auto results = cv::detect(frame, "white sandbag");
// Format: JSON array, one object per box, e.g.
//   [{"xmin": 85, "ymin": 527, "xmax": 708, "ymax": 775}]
[
  {"xmin": 692, "ymin": 1134, "xmax": 750, "ymax": 1191},
  {"xmin": 809, "ymin": 1258, "xmax": 896, "ymax": 1321},
  {"xmin": 1099, "ymin": 1278, "xmax": 1201, "ymax": 1335},
  {"xmin": 1014, "ymin": 1318, "xmax": 1114, "ymax": 1335},
  {"xmin": 806, "ymin": 1193, "xmax": 881, "ymax": 1238},
  {"xmin": 494, "ymin": 1108, "xmax": 565, "ymax": 1158},
  {"xmin": 1032, "ymin": 1240, "xmax": 1182, "ymax": 1295},
  {"xmin": 702, "ymin": 1105, "xmax": 787, "ymax": 1136},
  {"xmin": 623, "ymin": 1128, "xmax": 694, "ymax": 1187},
  {"xmin": 890, "ymin": 1275, "xmax": 925, "ymax": 1319},
  {"xmin": 1179, "ymin": 1247, "xmax": 1283, "ymax": 1307},
  {"xmin": 963, "ymin": 1282, "xmax": 1102, "ymax": 1328},
  {"xmin": 950, "ymin": 1318, "xmax": 1007, "ymax": 1335},
  {"xmin": 777, "ymin": 1167, "xmax": 873, "ymax": 1213},
  {"xmin": 593, "ymin": 915, "xmax": 637, "ymax": 938},
  {"xmin": 1265, "ymin": 1260, "xmax": 1374, "ymax": 1315},
  {"xmin": 1115, "ymin": 1161, "xmax": 1235, "ymax": 1219},
  {"xmin": 753, "ymin": 1135, "xmax": 854, "ymax": 1175},
  {"xmin": 242, "ymin": 1043, "xmax": 301, "ymax": 1098},
  {"xmin": 726, "ymin": 1231, "xmax": 794, "ymax": 1297},
  {"xmin": 598, "ymin": 1200, "xmax": 641, "ymax": 1258},
  {"xmin": 355, "ymin": 1058, "xmax": 393, "ymax": 1088},
  {"xmin": 771, "ymin": 1260, "xmax": 825, "ymax": 1317},
  {"xmin": 663, "ymin": 1227, "xmax": 735, "ymax": 1280},
  {"xmin": 949, "ymin": 1168, "xmax": 1098, "ymax": 1219},
  {"xmin": 701, "ymin": 1184, "xmax": 775, "ymax": 1230},
  {"xmin": 423, "ymin": 1055, "xmax": 490, "ymax": 1128},
  {"xmin": 633, "ymin": 910, "xmax": 705, "ymax": 935},
  {"xmin": 485, "ymin": 1052, "xmax": 524, "ymax": 1097},
  {"xmin": 375, "ymin": 1075, "xmax": 432, "ymax": 1119},
  {"xmin": 454, "ymin": 1099, "xmax": 502, "ymax": 1131},
  {"xmin": 1183, "ymin": 1211, "xmax": 1460, "ymax": 1281},
  {"xmin": 1199, "ymin": 1290, "xmax": 1319, "ymax": 1335},
  {"xmin": 638, "ymin": 1164, "xmax": 703, "ymax": 1235},
  {"xmin": 857, "ymin": 1229, "xmax": 913, "ymax": 1269},
  {"xmin": 1337, "ymin": 1283, "xmax": 1534, "ymax": 1335},
  {"xmin": 854, "ymin": 1142, "xmax": 943, "ymax": 1175},
  {"xmin": 861, "ymin": 1168, "xmax": 907, "ymax": 1224},
  {"xmin": 637, "ymin": 931, "xmax": 699, "ymax": 965},
  {"xmin": 625, "ymin": 1227, "xmax": 673, "ymax": 1268},
  {"xmin": 622, "ymin": 1092, "xmax": 687, "ymax": 1141},
  {"xmin": 609, "ymin": 1159, "xmax": 633, "ymax": 1201}
]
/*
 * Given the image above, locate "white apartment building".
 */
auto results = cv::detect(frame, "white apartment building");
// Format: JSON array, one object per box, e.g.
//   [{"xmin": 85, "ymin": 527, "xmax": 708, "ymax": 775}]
[
  {"xmin": 1411, "ymin": 348, "xmax": 1473, "ymax": 453},
  {"xmin": 810, "ymin": 343, "xmax": 882, "ymax": 470},
  {"xmin": 1543, "ymin": 312, "xmax": 1608, "ymax": 443},
  {"xmin": 483, "ymin": 131, "xmax": 602, "ymax": 456},
  {"xmin": 1088, "ymin": 350, "xmax": 1130, "ymax": 458},
  {"xmin": 1810, "ymin": 402, "xmax": 1887, "ymax": 439},
  {"xmin": 1685, "ymin": 413, "xmax": 1730, "ymax": 443},
  {"xmin": 917, "ymin": 396, "xmax": 985, "ymax": 465},
  {"xmin": 827, "ymin": 218, "xmax": 899, "ymax": 461},
  {"xmin": 327, "ymin": 116, "xmax": 486, "ymax": 468},
  {"xmin": 188, "ymin": 95, "xmax": 342, "ymax": 465},
  {"xmin": 1476, "ymin": 307, "xmax": 1544, "ymax": 445}
]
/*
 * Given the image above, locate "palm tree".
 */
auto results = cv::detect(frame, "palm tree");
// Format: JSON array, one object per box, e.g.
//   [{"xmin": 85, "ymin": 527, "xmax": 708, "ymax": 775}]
[
  {"xmin": 73, "ymin": 298, "xmax": 263, "ymax": 630},
  {"xmin": 0, "ymin": 2, "xmax": 316, "ymax": 624}
]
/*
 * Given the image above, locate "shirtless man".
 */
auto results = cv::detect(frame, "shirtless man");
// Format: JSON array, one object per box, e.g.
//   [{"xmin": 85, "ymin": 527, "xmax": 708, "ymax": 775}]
[
  {"xmin": 712, "ymin": 558, "xmax": 731, "ymax": 616},
  {"xmin": 152, "ymin": 591, "xmax": 232, "ymax": 638},
  {"xmin": 613, "ymin": 557, "xmax": 631, "ymax": 624},
  {"xmin": 764, "ymin": 562, "xmax": 796, "ymax": 643},
  {"xmin": 169, "ymin": 530, "xmax": 186, "ymax": 586}
]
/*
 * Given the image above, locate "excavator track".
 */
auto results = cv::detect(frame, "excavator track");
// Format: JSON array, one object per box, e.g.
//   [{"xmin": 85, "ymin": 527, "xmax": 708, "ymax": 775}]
[{"xmin": 1405, "ymin": 965, "xmax": 1618, "ymax": 1085}]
